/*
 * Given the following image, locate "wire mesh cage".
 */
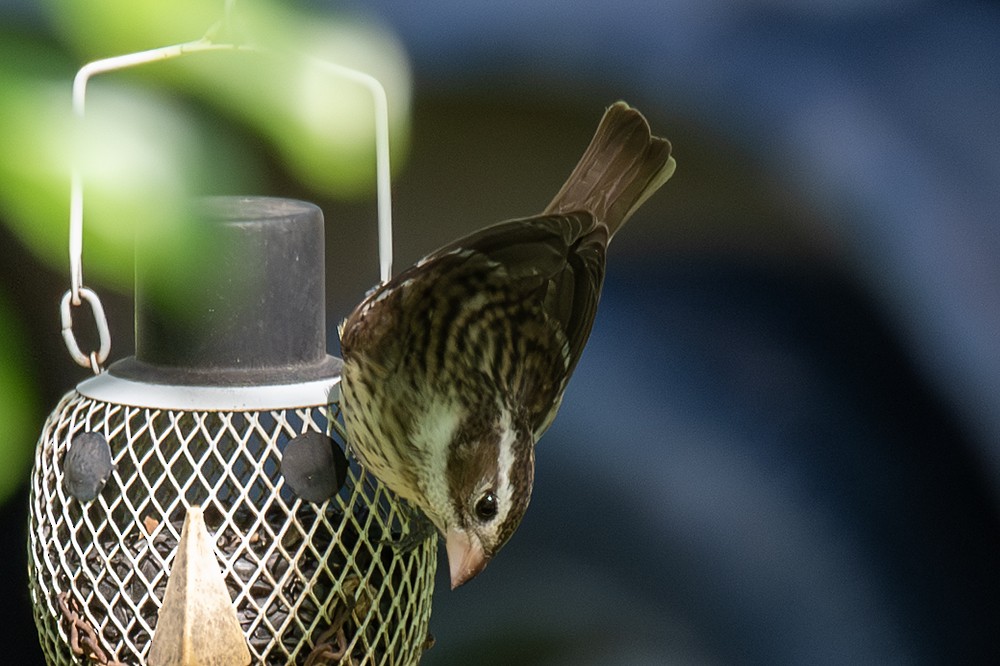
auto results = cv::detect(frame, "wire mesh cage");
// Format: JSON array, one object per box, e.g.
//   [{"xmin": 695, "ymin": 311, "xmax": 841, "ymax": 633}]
[{"xmin": 28, "ymin": 387, "xmax": 437, "ymax": 665}]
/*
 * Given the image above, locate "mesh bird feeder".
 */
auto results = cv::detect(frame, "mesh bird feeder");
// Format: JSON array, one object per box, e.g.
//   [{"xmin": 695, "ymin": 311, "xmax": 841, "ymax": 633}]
[{"xmin": 26, "ymin": 31, "xmax": 436, "ymax": 666}]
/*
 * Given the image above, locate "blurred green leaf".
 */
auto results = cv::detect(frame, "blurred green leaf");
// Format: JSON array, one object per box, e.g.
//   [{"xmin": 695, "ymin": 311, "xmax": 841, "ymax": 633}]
[
  {"xmin": 0, "ymin": 70, "xmax": 233, "ymax": 296},
  {"xmin": 43, "ymin": 0, "xmax": 412, "ymax": 195},
  {"xmin": 1, "ymin": 1, "xmax": 410, "ymax": 303},
  {"xmin": 0, "ymin": 295, "xmax": 40, "ymax": 505}
]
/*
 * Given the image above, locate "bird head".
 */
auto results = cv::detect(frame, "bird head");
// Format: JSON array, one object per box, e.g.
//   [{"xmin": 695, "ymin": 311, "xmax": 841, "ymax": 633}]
[{"xmin": 416, "ymin": 408, "xmax": 535, "ymax": 589}]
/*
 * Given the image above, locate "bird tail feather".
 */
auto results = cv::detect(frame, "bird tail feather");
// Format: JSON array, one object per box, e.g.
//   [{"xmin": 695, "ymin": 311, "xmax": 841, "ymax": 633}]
[{"xmin": 544, "ymin": 101, "xmax": 675, "ymax": 237}]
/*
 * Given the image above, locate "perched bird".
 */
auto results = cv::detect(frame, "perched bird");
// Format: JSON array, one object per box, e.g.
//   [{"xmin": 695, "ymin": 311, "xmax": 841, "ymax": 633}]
[{"xmin": 339, "ymin": 102, "xmax": 675, "ymax": 588}]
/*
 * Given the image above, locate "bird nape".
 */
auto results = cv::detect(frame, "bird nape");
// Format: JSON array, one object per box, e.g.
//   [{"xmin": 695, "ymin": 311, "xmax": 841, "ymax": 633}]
[{"xmin": 339, "ymin": 101, "xmax": 675, "ymax": 588}]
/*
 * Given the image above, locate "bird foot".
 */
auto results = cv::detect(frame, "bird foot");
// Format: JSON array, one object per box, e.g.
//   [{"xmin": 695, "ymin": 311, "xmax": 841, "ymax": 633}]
[{"xmin": 386, "ymin": 502, "xmax": 437, "ymax": 552}]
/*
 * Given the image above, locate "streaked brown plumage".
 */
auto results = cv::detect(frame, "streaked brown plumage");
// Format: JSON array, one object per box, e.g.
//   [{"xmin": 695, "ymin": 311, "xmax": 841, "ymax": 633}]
[{"xmin": 339, "ymin": 102, "xmax": 675, "ymax": 588}]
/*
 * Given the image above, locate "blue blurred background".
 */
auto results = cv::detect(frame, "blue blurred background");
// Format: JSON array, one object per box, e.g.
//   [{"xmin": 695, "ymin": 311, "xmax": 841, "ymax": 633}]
[{"xmin": 2, "ymin": 0, "xmax": 998, "ymax": 662}]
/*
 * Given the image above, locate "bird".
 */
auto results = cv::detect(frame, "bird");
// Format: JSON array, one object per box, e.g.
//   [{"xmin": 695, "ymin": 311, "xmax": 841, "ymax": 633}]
[{"xmin": 338, "ymin": 101, "xmax": 675, "ymax": 588}]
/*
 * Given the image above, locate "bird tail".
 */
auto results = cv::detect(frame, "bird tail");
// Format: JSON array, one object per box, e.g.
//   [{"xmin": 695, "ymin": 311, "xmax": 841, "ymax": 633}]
[{"xmin": 544, "ymin": 101, "xmax": 675, "ymax": 237}]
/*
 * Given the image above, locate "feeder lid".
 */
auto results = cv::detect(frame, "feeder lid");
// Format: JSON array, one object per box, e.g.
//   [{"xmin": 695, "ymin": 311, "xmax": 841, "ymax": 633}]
[{"xmin": 108, "ymin": 196, "xmax": 342, "ymax": 388}]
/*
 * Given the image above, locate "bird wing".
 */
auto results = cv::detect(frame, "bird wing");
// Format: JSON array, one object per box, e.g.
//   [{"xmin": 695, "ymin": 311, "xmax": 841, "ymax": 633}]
[{"xmin": 430, "ymin": 212, "xmax": 608, "ymax": 380}]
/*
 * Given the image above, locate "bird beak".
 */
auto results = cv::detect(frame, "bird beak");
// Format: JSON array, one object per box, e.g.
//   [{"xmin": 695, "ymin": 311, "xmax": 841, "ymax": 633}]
[{"xmin": 446, "ymin": 527, "xmax": 488, "ymax": 589}]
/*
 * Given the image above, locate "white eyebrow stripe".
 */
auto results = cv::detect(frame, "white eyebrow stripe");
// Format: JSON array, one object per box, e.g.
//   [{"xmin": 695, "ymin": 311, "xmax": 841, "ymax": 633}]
[{"xmin": 494, "ymin": 409, "xmax": 517, "ymax": 525}]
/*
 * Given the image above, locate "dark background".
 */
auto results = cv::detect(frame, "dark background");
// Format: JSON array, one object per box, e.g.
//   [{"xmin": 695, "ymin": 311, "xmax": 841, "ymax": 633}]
[{"xmin": 3, "ymin": 1, "xmax": 1000, "ymax": 663}]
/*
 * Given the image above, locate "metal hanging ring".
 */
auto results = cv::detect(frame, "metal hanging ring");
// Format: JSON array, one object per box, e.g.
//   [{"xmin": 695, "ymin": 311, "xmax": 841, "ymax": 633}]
[{"xmin": 60, "ymin": 287, "xmax": 111, "ymax": 373}]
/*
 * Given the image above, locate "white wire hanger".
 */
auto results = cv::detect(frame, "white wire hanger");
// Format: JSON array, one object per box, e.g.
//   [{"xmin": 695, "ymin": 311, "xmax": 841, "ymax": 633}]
[{"xmin": 60, "ymin": 0, "xmax": 395, "ymax": 374}]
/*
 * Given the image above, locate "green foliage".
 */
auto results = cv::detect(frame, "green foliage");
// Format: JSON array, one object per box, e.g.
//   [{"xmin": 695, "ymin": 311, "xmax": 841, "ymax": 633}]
[{"xmin": 0, "ymin": 296, "xmax": 40, "ymax": 505}]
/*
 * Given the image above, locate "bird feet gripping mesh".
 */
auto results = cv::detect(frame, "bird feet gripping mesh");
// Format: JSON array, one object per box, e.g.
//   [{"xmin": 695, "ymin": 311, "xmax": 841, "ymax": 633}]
[{"xmin": 388, "ymin": 501, "xmax": 438, "ymax": 553}]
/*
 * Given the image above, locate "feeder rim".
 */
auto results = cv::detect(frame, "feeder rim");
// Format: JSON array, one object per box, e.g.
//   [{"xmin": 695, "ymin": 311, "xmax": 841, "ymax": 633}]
[{"xmin": 76, "ymin": 371, "xmax": 341, "ymax": 411}]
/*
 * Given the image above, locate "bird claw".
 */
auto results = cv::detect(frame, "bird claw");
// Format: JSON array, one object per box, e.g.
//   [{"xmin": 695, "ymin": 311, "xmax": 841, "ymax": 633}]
[{"xmin": 385, "ymin": 502, "xmax": 437, "ymax": 552}]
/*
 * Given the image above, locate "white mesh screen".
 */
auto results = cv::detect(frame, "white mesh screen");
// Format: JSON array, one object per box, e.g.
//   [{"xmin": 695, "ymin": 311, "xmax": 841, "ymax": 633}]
[{"xmin": 28, "ymin": 390, "xmax": 437, "ymax": 665}]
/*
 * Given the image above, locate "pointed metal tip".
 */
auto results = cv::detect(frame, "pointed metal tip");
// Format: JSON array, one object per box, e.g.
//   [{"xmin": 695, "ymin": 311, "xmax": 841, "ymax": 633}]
[{"xmin": 148, "ymin": 506, "xmax": 251, "ymax": 666}]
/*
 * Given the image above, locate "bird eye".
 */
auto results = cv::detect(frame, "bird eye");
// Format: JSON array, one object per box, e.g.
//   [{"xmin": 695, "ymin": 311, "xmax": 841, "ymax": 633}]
[{"xmin": 474, "ymin": 492, "xmax": 498, "ymax": 521}]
